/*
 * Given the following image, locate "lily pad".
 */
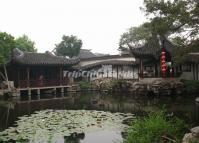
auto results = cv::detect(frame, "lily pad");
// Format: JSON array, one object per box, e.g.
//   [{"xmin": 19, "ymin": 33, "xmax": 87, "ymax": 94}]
[{"xmin": 0, "ymin": 109, "xmax": 134, "ymax": 143}]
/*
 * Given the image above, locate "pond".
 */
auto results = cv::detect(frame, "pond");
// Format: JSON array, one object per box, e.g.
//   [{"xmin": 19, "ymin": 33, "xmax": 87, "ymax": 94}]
[{"xmin": 0, "ymin": 92, "xmax": 198, "ymax": 143}]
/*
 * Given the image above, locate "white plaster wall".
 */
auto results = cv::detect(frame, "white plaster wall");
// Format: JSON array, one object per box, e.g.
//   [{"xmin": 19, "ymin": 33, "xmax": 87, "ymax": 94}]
[
  {"xmin": 90, "ymin": 65, "xmax": 139, "ymax": 80},
  {"xmin": 80, "ymin": 57, "xmax": 135, "ymax": 66},
  {"xmin": 179, "ymin": 72, "xmax": 194, "ymax": 80},
  {"xmin": 179, "ymin": 65, "xmax": 194, "ymax": 80}
]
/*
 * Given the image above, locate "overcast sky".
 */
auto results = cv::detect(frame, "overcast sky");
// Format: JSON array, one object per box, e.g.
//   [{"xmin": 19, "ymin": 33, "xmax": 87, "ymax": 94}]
[{"xmin": 0, "ymin": 0, "xmax": 146, "ymax": 55}]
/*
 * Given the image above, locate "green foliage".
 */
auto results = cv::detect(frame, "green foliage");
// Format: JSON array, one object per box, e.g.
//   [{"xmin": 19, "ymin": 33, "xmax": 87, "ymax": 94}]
[
  {"xmin": 54, "ymin": 35, "xmax": 82, "ymax": 58},
  {"xmin": 0, "ymin": 32, "xmax": 37, "ymax": 64},
  {"xmin": 119, "ymin": 0, "xmax": 199, "ymax": 65},
  {"xmin": 142, "ymin": 0, "xmax": 194, "ymax": 35},
  {"xmin": 142, "ymin": 0, "xmax": 199, "ymax": 65},
  {"xmin": 181, "ymin": 79, "xmax": 199, "ymax": 94},
  {"xmin": 172, "ymin": 40, "xmax": 199, "ymax": 65},
  {"xmin": 15, "ymin": 35, "xmax": 37, "ymax": 52},
  {"xmin": 0, "ymin": 32, "xmax": 15, "ymax": 63},
  {"xmin": 78, "ymin": 81, "xmax": 92, "ymax": 89},
  {"xmin": 119, "ymin": 22, "xmax": 153, "ymax": 50},
  {"xmin": 125, "ymin": 110, "xmax": 187, "ymax": 143},
  {"xmin": 0, "ymin": 109, "xmax": 128, "ymax": 142}
]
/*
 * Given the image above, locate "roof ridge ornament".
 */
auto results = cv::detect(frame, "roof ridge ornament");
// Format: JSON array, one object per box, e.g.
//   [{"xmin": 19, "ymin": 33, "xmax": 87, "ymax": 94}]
[{"xmin": 12, "ymin": 48, "xmax": 24, "ymax": 59}]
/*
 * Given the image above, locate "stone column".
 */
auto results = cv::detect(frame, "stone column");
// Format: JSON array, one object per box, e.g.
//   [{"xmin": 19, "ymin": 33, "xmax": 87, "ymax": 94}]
[
  {"xmin": 37, "ymin": 89, "xmax": 40, "ymax": 100},
  {"xmin": 28, "ymin": 89, "xmax": 31, "ymax": 100}
]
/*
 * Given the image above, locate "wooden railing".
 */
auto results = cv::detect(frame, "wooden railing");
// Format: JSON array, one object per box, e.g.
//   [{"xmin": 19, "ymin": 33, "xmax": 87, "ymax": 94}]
[{"xmin": 19, "ymin": 79, "xmax": 68, "ymax": 88}]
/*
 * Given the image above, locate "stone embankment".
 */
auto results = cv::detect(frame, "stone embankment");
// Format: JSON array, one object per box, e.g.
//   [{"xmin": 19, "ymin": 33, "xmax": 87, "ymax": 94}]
[{"xmin": 91, "ymin": 78, "xmax": 184, "ymax": 95}]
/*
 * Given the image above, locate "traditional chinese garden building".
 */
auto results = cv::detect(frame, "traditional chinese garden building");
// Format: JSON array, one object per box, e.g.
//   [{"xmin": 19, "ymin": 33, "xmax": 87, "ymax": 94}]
[
  {"xmin": 180, "ymin": 53, "xmax": 199, "ymax": 80},
  {"xmin": 75, "ymin": 51, "xmax": 139, "ymax": 80},
  {"xmin": 0, "ymin": 48, "xmax": 79, "ymax": 97},
  {"xmin": 129, "ymin": 36, "xmax": 174, "ymax": 78},
  {"xmin": 7, "ymin": 48, "xmax": 79, "ymax": 88}
]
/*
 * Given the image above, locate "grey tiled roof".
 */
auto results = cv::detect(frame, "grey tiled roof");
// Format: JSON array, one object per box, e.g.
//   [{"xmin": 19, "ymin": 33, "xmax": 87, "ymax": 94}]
[
  {"xmin": 74, "ymin": 60, "xmax": 139, "ymax": 70},
  {"xmin": 78, "ymin": 49, "xmax": 97, "ymax": 59},
  {"xmin": 11, "ymin": 48, "xmax": 80, "ymax": 66},
  {"xmin": 130, "ymin": 36, "xmax": 174, "ymax": 60},
  {"xmin": 78, "ymin": 49, "xmax": 108, "ymax": 59}
]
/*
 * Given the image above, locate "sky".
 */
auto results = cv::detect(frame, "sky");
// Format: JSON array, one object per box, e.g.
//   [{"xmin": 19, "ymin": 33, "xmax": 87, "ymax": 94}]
[{"xmin": 0, "ymin": 0, "xmax": 146, "ymax": 55}]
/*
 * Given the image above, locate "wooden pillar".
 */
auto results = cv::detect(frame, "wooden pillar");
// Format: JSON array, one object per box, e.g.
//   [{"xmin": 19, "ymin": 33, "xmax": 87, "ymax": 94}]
[
  {"xmin": 117, "ymin": 66, "xmax": 119, "ymax": 79},
  {"xmin": 193, "ymin": 63, "xmax": 195, "ymax": 80},
  {"xmin": 17, "ymin": 68, "xmax": 20, "ymax": 88},
  {"xmin": 61, "ymin": 87, "xmax": 64, "ymax": 97},
  {"xmin": 28, "ymin": 89, "xmax": 31, "ymax": 100},
  {"xmin": 27, "ymin": 67, "xmax": 30, "ymax": 87},
  {"xmin": 54, "ymin": 88, "xmax": 56, "ymax": 98},
  {"xmin": 111, "ymin": 65, "xmax": 113, "ymax": 79},
  {"xmin": 155, "ymin": 64, "xmax": 158, "ymax": 77},
  {"xmin": 140, "ymin": 59, "xmax": 143, "ymax": 78},
  {"xmin": 195, "ymin": 63, "xmax": 198, "ymax": 80},
  {"xmin": 60, "ymin": 67, "xmax": 63, "ymax": 85},
  {"xmin": 121, "ymin": 66, "xmax": 123, "ymax": 79},
  {"xmin": 37, "ymin": 89, "xmax": 40, "ymax": 100}
]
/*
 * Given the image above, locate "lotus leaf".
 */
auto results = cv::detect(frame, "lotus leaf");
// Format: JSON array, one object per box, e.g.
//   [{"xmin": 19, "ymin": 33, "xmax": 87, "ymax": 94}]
[{"xmin": 0, "ymin": 110, "xmax": 134, "ymax": 143}]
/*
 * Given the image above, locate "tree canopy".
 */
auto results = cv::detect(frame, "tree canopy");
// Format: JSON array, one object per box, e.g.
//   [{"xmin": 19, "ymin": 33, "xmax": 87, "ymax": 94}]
[
  {"xmin": 0, "ymin": 32, "xmax": 37, "ymax": 64},
  {"xmin": 119, "ymin": 22, "xmax": 153, "ymax": 50},
  {"xmin": 0, "ymin": 32, "xmax": 15, "ymax": 63},
  {"xmin": 54, "ymin": 35, "xmax": 82, "ymax": 58},
  {"xmin": 15, "ymin": 35, "xmax": 37, "ymax": 52},
  {"xmin": 119, "ymin": 0, "xmax": 199, "ymax": 64},
  {"xmin": 142, "ymin": 0, "xmax": 199, "ymax": 44}
]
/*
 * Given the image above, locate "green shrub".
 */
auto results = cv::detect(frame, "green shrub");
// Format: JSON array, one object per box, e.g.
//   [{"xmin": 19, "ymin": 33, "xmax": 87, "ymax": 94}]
[
  {"xmin": 78, "ymin": 81, "xmax": 92, "ymax": 89},
  {"xmin": 181, "ymin": 80, "xmax": 199, "ymax": 94},
  {"xmin": 125, "ymin": 110, "xmax": 187, "ymax": 143}
]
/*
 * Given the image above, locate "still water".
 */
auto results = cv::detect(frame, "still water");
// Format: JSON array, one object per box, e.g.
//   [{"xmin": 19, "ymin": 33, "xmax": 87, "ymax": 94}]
[{"xmin": 0, "ymin": 92, "xmax": 198, "ymax": 143}]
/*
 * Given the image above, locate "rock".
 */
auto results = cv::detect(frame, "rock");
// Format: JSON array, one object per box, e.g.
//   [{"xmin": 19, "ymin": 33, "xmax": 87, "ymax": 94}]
[
  {"xmin": 151, "ymin": 79, "xmax": 184, "ymax": 95},
  {"xmin": 196, "ymin": 97, "xmax": 199, "ymax": 103},
  {"xmin": 91, "ymin": 78, "xmax": 184, "ymax": 96},
  {"xmin": 191, "ymin": 126, "xmax": 199, "ymax": 137},
  {"xmin": 91, "ymin": 78, "xmax": 113, "ymax": 90},
  {"xmin": 182, "ymin": 133, "xmax": 193, "ymax": 143},
  {"xmin": 182, "ymin": 126, "xmax": 199, "ymax": 143}
]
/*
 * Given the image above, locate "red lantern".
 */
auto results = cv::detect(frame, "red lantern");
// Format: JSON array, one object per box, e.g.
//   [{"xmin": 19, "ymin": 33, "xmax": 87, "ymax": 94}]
[{"xmin": 161, "ymin": 48, "xmax": 166, "ymax": 77}]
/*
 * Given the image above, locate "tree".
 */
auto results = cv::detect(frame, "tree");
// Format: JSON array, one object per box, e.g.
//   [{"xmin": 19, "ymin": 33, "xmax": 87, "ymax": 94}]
[
  {"xmin": 0, "ymin": 32, "xmax": 15, "ymax": 63},
  {"xmin": 15, "ymin": 35, "xmax": 37, "ymax": 52},
  {"xmin": 54, "ymin": 35, "xmax": 82, "ymax": 58},
  {"xmin": 119, "ymin": 22, "xmax": 157, "ymax": 51},
  {"xmin": 142, "ymin": 0, "xmax": 199, "ymax": 44},
  {"xmin": 141, "ymin": 0, "xmax": 199, "ymax": 64},
  {"xmin": 0, "ymin": 32, "xmax": 37, "ymax": 91},
  {"xmin": 119, "ymin": 0, "xmax": 199, "ymax": 64},
  {"xmin": 0, "ymin": 32, "xmax": 15, "ymax": 90}
]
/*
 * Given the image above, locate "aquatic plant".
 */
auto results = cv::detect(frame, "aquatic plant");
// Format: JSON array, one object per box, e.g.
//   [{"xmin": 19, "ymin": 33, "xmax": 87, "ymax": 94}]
[
  {"xmin": 125, "ymin": 110, "xmax": 187, "ymax": 143},
  {"xmin": 0, "ymin": 109, "xmax": 134, "ymax": 143}
]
